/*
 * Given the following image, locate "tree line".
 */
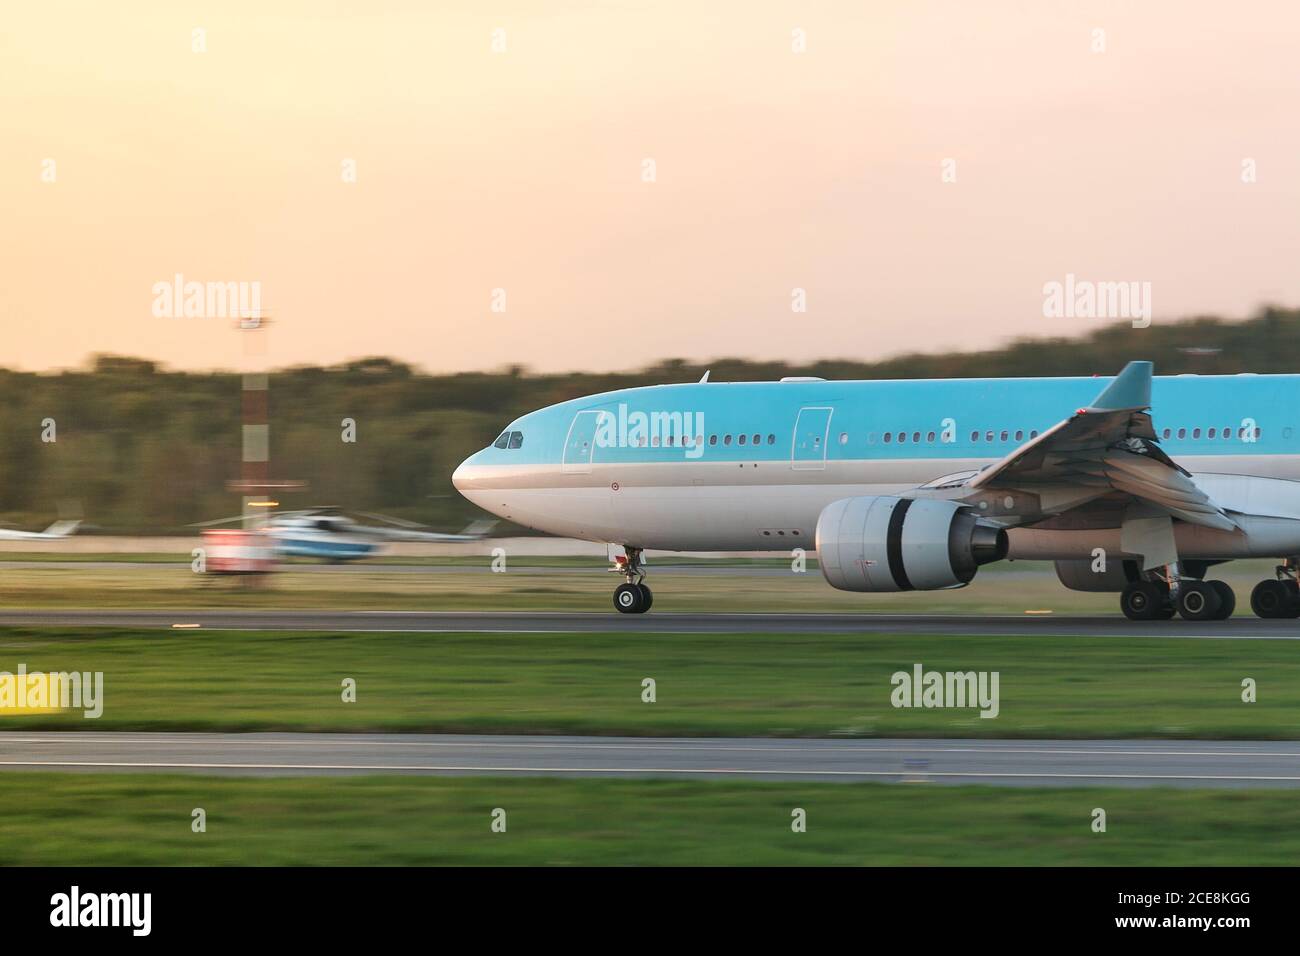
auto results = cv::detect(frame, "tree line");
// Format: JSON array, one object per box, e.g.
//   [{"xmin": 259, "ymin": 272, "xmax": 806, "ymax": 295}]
[{"xmin": 1, "ymin": 307, "xmax": 1297, "ymax": 533}]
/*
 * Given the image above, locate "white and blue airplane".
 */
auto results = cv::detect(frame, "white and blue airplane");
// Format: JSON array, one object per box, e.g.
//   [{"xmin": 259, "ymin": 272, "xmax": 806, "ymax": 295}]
[{"xmin": 453, "ymin": 361, "xmax": 1300, "ymax": 621}]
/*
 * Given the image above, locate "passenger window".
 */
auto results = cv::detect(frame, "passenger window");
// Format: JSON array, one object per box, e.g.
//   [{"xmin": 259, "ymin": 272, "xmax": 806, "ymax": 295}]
[
  {"xmin": 724, "ymin": 435, "xmax": 732, "ymax": 446},
  {"xmin": 738, "ymin": 434, "xmax": 747, "ymax": 445},
  {"xmin": 507, "ymin": 432, "xmax": 523, "ymax": 449},
  {"xmin": 884, "ymin": 432, "xmax": 892, "ymax": 444},
  {"xmin": 1000, "ymin": 430, "xmax": 1008, "ymax": 442},
  {"xmin": 1192, "ymin": 428, "xmax": 1201, "ymax": 439},
  {"xmin": 970, "ymin": 431, "xmax": 979, "ymax": 442},
  {"xmin": 839, "ymin": 432, "xmax": 848, "ymax": 445},
  {"xmin": 494, "ymin": 432, "xmax": 509, "ymax": 449},
  {"xmin": 1030, "ymin": 430, "xmax": 1039, "ymax": 439},
  {"xmin": 912, "ymin": 431, "xmax": 920, "ymax": 443},
  {"xmin": 767, "ymin": 434, "xmax": 775, "ymax": 445},
  {"xmin": 927, "ymin": 431, "xmax": 936, "ymax": 443},
  {"xmin": 985, "ymin": 431, "xmax": 994, "ymax": 442},
  {"xmin": 1177, "ymin": 428, "xmax": 1186, "ymax": 439},
  {"xmin": 898, "ymin": 432, "xmax": 907, "ymax": 444},
  {"xmin": 709, "ymin": 435, "xmax": 718, "ymax": 446},
  {"xmin": 1208, "ymin": 428, "xmax": 1216, "ymax": 438},
  {"xmin": 1162, "ymin": 428, "xmax": 1171, "ymax": 439},
  {"xmin": 666, "ymin": 435, "xmax": 675, "ymax": 446},
  {"xmin": 753, "ymin": 434, "xmax": 761, "ymax": 445},
  {"xmin": 1015, "ymin": 430, "xmax": 1023, "ymax": 441}
]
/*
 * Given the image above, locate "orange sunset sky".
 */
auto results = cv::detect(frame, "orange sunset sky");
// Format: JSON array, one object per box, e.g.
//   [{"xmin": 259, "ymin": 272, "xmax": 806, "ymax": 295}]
[{"xmin": 3, "ymin": 1, "xmax": 1299, "ymax": 373}]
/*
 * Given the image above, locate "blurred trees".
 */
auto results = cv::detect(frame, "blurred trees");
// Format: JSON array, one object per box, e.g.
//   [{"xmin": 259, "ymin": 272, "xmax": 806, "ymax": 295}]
[{"xmin": 0, "ymin": 307, "xmax": 1298, "ymax": 533}]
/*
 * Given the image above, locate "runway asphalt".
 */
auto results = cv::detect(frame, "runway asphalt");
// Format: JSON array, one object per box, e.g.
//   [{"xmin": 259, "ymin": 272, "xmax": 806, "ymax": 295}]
[
  {"xmin": 0, "ymin": 608, "xmax": 1298, "ymax": 636},
  {"xmin": 2, "ymin": 732, "xmax": 1298, "ymax": 787}
]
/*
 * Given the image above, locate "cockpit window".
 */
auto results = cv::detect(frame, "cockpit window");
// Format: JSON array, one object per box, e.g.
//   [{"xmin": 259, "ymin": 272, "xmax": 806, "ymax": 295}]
[
  {"xmin": 493, "ymin": 432, "xmax": 510, "ymax": 449},
  {"xmin": 508, "ymin": 431, "xmax": 523, "ymax": 449}
]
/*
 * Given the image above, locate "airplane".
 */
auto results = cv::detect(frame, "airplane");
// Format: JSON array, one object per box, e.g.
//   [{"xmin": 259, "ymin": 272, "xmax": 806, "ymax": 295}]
[
  {"xmin": 194, "ymin": 508, "xmax": 496, "ymax": 562},
  {"xmin": 0, "ymin": 520, "xmax": 81, "ymax": 540},
  {"xmin": 452, "ymin": 361, "xmax": 1300, "ymax": 621}
]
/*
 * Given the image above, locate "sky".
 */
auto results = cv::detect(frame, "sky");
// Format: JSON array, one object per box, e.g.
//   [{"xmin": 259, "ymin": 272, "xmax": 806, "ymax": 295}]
[{"xmin": 3, "ymin": 1, "xmax": 1299, "ymax": 374}]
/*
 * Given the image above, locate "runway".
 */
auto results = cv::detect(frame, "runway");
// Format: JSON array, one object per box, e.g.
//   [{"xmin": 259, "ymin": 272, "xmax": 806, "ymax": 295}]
[
  {"xmin": 2, "ymin": 732, "xmax": 1299, "ymax": 787},
  {"xmin": 0, "ymin": 607, "xmax": 1298, "ymax": 636}
]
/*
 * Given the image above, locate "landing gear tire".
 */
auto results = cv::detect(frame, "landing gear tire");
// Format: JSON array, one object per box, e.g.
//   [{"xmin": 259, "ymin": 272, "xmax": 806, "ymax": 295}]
[
  {"xmin": 1177, "ymin": 581, "xmax": 1222, "ymax": 621},
  {"xmin": 1120, "ymin": 582, "xmax": 1168, "ymax": 621},
  {"xmin": 1208, "ymin": 581, "xmax": 1236, "ymax": 620},
  {"xmin": 1251, "ymin": 579, "xmax": 1300, "ymax": 619},
  {"xmin": 636, "ymin": 583, "xmax": 653, "ymax": 611},
  {"xmin": 614, "ymin": 583, "xmax": 646, "ymax": 614}
]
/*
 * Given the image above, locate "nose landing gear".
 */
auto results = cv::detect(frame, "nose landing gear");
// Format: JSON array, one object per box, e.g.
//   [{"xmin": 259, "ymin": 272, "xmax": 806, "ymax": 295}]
[{"xmin": 610, "ymin": 547, "xmax": 653, "ymax": 614}]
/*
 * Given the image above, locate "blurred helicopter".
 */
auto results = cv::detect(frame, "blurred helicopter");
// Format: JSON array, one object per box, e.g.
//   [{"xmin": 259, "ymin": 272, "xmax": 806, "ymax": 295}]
[
  {"xmin": 0, "ymin": 520, "xmax": 82, "ymax": 540},
  {"xmin": 192, "ymin": 507, "xmax": 497, "ymax": 562}
]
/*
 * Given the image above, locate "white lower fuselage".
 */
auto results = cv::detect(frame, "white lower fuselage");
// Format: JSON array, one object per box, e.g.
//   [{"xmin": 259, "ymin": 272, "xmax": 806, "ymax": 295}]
[{"xmin": 454, "ymin": 454, "xmax": 1300, "ymax": 562}]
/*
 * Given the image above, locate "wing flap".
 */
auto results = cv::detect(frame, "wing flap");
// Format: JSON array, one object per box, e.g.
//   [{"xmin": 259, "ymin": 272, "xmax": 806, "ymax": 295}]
[{"xmin": 963, "ymin": 361, "xmax": 1237, "ymax": 531}]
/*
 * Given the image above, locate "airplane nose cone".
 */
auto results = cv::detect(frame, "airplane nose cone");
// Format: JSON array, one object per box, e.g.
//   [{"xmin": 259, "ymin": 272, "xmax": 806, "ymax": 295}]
[
  {"xmin": 452, "ymin": 451, "xmax": 484, "ymax": 494},
  {"xmin": 451, "ymin": 459, "xmax": 469, "ymax": 491}
]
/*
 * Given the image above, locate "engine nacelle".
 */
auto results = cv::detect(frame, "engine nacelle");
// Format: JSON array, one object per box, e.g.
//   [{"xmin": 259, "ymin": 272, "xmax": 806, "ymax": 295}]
[
  {"xmin": 816, "ymin": 496, "xmax": 1008, "ymax": 592},
  {"xmin": 1054, "ymin": 558, "xmax": 1139, "ymax": 592}
]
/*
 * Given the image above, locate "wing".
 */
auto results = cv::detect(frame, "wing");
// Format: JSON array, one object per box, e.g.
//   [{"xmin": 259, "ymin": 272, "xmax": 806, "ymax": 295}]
[
  {"xmin": 0, "ymin": 520, "xmax": 81, "ymax": 539},
  {"xmin": 957, "ymin": 361, "xmax": 1237, "ymax": 531}
]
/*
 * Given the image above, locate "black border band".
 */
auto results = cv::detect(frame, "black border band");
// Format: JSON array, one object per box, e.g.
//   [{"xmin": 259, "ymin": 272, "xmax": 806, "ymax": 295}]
[{"xmin": 886, "ymin": 498, "xmax": 914, "ymax": 591}]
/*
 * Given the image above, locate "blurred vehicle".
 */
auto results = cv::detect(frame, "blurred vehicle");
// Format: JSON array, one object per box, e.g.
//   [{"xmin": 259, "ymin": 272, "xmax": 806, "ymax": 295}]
[
  {"xmin": 200, "ymin": 528, "xmax": 278, "ymax": 575},
  {"xmin": 194, "ymin": 507, "xmax": 495, "ymax": 563}
]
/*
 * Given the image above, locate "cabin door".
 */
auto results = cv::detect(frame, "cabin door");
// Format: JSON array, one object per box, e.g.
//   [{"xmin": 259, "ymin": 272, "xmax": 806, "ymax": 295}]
[
  {"xmin": 562, "ymin": 410, "xmax": 608, "ymax": 474},
  {"xmin": 791, "ymin": 406, "xmax": 833, "ymax": 470}
]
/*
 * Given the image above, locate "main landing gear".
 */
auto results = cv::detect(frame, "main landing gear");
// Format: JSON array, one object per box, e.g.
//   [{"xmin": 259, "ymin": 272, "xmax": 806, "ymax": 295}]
[
  {"xmin": 1120, "ymin": 567, "xmax": 1235, "ymax": 621},
  {"xmin": 611, "ymin": 546, "xmax": 653, "ymax": 614},
  {"xmin": 1249, "ymin": 561, "xmax": 1300, "ymax": 619}
]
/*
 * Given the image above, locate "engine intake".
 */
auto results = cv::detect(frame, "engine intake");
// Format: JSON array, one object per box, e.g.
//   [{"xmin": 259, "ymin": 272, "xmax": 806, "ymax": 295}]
[{"xmin": 816, "ymin": 496, "xmax": 1008, "ymax": 592}]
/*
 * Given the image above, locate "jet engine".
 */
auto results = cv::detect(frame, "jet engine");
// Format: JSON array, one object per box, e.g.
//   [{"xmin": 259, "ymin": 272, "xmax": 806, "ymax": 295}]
[{"xmin": 815, "ymin": 496, "xmax": 1008, "ymax": 592}]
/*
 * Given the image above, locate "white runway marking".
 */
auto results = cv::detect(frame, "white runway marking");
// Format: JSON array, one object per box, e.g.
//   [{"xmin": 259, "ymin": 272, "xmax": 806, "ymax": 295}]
[{"xmin": 4, "ymin": 733, "xmax": 1300, "ymax": 787}]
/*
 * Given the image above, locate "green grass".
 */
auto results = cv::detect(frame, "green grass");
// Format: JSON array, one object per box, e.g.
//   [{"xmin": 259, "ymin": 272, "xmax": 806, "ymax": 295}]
[
  {"xmin": 0, "ymin": 562, "xmax": 1205, "ymax": 612},
  {"xmin": 1, "ymin": 627, "xmax": 1296, "ymax": 738},
  {"xmin": 0, "ymin": 772, "xmax": 1293, "ymax": 865},
  {"xmin": 0, "ymin": 558, "xmax": 1284, "ymax": 613}
]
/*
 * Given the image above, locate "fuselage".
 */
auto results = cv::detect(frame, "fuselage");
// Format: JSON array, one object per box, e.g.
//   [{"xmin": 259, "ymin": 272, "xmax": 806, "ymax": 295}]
[{"xmin": 452, "ymin": 373, "xmax": 1300, "ymax": 559}]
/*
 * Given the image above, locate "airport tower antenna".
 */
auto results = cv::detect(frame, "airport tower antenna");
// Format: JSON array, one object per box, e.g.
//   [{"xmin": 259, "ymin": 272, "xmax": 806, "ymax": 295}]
[{"xmin": 228, "ymin": 312, "xmax": 304, "ymax": 529}]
